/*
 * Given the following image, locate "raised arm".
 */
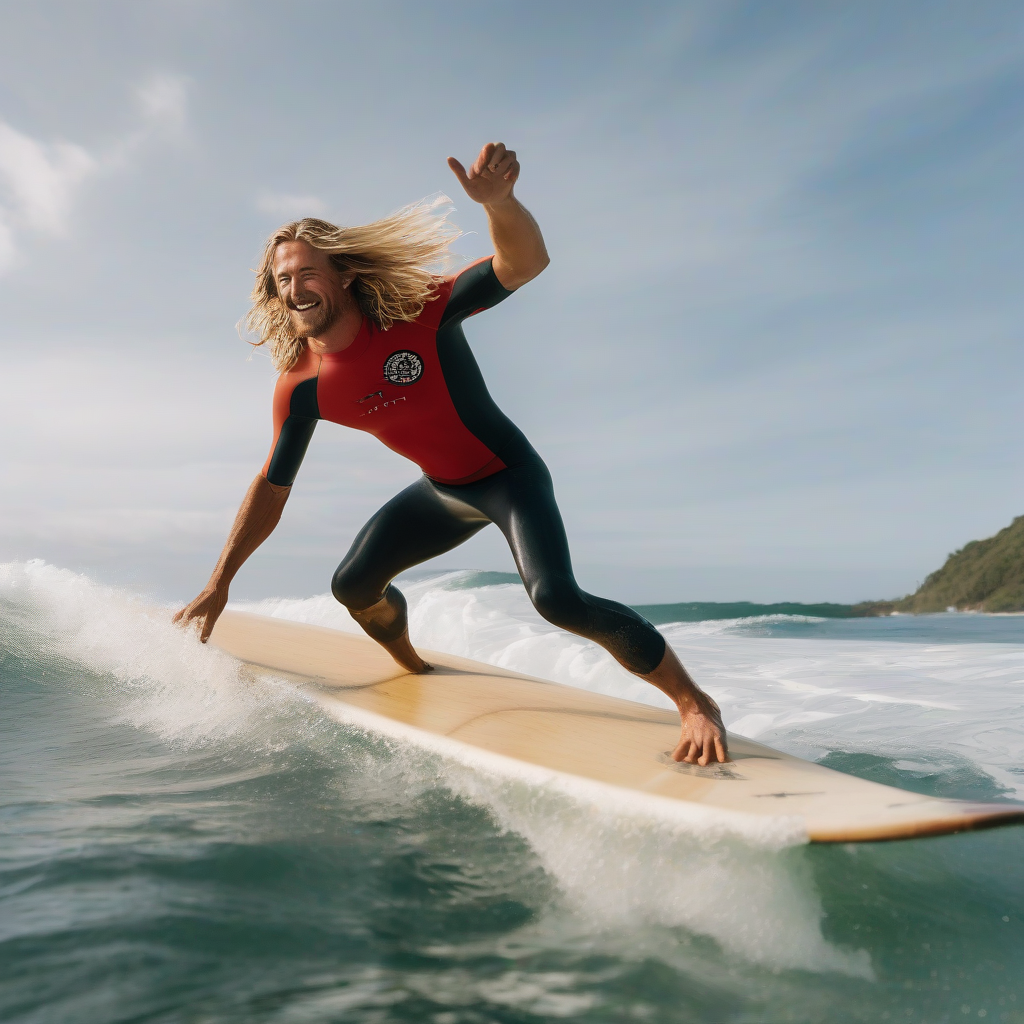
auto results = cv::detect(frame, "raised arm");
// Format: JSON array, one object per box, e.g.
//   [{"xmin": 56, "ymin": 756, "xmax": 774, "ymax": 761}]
[
  {"xmin": 448, "ymin": 142, "xmax": 549, "ymax": 291},
  {"xmin": 172, "ymin": 475, "xmax": 291, "ymax": 642}
]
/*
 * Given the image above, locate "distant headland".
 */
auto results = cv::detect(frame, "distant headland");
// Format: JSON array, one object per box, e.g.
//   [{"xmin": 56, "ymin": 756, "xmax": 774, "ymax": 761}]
[
  {"xmin": 885, "ymin": 514, "xmax": 1024, "ymax": 614},
  {"xmin": 632, "ymin": 515, "xmax": 1024, "ymax": 623}
]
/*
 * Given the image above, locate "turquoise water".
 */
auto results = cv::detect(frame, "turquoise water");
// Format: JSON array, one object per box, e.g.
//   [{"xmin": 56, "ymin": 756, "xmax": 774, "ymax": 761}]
[
  {"xmin": 679, "ymin": 610, "xmax": 1024, "ymax": 644},
  {"xmin": 2, "ymin": 562, "xmax": 1023, "ymax": 1022}
]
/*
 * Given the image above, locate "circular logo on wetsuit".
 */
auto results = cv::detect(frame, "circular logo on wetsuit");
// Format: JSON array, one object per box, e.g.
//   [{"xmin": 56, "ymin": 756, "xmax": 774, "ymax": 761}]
[{"xmin": 383, "ymin": 350, "xmax": 424, "ymax": 386}]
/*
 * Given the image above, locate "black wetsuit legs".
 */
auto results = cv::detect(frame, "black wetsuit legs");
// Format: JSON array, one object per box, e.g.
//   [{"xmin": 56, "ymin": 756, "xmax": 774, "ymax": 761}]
[{"xmin": 331, "ymin": 457, "xmax": 666, "ymax": 675}]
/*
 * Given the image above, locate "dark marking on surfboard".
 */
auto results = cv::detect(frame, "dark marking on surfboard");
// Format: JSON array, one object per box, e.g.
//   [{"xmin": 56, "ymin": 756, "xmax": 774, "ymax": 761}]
[
  {"xmin": 657, "ymin": 751, "xmax": 747, "ymax": 780},
  {"xmin": 753, "ymin": 791, "xmax": 827, "ymax": 799}
]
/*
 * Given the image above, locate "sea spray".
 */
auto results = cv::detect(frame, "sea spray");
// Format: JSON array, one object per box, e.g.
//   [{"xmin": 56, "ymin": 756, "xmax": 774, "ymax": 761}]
[
  {"xmin": 314, "ymin": 700, "xmax": 871, "ymax": 976},
  {"xmin": 443, "ymin": 767, "xmax": 872, "ymax": 976},
  {"xmin": 3, "ymin": 560, "xmax": 870, "ymax": 975},
  {"xmin": 0, "ymin": 560, "xmax": 294, "ymax": 746}
]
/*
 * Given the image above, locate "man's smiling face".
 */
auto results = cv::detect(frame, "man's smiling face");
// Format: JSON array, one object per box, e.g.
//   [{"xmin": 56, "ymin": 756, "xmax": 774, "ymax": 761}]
[{"xmin": 273, "ymin": 240, "xmax": 354, "ymax": 339}]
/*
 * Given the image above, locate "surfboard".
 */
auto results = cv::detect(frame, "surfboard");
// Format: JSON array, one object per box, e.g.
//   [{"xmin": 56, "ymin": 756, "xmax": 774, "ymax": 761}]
[{"xmin": 209, "ymin": 610, "xmax": 1024, "ymax": 843}]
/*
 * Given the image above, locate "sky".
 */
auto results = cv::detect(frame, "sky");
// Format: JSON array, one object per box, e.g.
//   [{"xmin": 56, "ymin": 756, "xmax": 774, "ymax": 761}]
[{"xmin": 0, "ymin": 1, "xmax": 1021, "ymax": 604}]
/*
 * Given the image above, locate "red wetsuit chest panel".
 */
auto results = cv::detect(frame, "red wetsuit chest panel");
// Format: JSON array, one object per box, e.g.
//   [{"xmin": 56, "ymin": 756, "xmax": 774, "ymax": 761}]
[
  {"xmin": 262, "ymin": 258, "xmax": 524, "ymax": 488},
  {"xmin": 316, "ymin": 305, "xmax": 499, "ymax": 482}
]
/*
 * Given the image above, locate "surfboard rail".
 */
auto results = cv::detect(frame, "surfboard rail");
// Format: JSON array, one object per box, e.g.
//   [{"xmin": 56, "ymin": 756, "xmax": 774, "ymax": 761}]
[{"xmin": 209, "ymin": 610, "xmax": 1024, "ymax": 843}]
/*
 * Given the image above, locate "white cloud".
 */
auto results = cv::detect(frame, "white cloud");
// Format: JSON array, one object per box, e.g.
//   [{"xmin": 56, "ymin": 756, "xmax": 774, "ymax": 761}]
[
  {"xmin": 0, "ymin": 221, "xmax": 14, "ymax": 268},
  {"xmin": 0, "ymin": 121, "xmax": 97, "ymax": 271},
  {"xmin": 0, "ymin": 73, "xmax": 189, "ymax": 273},
  {"xmin": 135, "ymin": 73, "xmax": 189, "ymax": 132},
  {"xmin": 256, "ymin": 191, "xmax": 328, "ymax": 218}
]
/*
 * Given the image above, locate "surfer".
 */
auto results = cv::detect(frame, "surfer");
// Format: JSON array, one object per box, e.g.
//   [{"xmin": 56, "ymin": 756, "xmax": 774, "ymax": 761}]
[{"xmin": 175, "ymin": 142, "xmax": 728, "ymax": 766}]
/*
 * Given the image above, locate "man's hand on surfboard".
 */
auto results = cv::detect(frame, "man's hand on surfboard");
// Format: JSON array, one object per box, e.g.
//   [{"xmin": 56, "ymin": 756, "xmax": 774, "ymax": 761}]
[
  {"xmin": 172, "ymin": 475, "xmax": 290, "ymax": 644},
  {"xmin": 172, "ymin": 585, "xmax": 228, "ymax": 644},
  {"xmin": 673, "ymin": 691, "xmax": 729, "ymax": 767},
  {"xmin": 641, "ymin": 645, "xmax": 729, "ymax": 765}
]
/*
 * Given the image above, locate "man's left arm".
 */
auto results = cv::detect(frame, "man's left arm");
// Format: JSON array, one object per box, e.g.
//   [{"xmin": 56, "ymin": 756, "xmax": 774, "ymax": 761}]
[{"xmin": 448, "ymin": 142, "xmax": 549, "ymax": 291}]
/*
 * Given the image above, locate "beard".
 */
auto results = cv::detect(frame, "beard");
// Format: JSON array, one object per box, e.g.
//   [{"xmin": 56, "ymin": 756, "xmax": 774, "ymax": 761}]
[{"xmin": 288, "ymin": 294, "xmax": 340, "ymax": 339}]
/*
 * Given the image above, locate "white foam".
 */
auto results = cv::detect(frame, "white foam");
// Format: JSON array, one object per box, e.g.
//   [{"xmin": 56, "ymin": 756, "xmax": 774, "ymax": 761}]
[
  {"xmin": 314, "ymin": 697, "xmax": 869, "ymax": 976},
  {"xmin": 235, "ymin": 573, "xmax": 874, "ymax": 973},
  {"xmin": 0, "ymin": 560, "xmax": 294, "ymax": 745}
]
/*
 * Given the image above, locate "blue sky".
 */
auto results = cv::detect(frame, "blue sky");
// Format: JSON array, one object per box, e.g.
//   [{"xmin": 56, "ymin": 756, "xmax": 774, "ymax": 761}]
[{"xmin": 0, "ymin": 1, "xmax": 1021, "ymax": 603}]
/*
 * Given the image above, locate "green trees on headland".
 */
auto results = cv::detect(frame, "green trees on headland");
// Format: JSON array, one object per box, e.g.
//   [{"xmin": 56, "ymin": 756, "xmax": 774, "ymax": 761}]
[
  {"xmin": 891, "ymin": 515, "xmax": 1024, "ymax": 614},
  {"xmin": 629, "ymin": 515, "xmax": 1024, "ymax": 622}
]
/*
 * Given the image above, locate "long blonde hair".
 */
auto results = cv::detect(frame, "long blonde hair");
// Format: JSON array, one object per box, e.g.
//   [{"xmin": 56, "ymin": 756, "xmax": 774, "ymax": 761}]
[{"xmin": 246, "ymin": 193, "xmax": 462, "ymax": 372}]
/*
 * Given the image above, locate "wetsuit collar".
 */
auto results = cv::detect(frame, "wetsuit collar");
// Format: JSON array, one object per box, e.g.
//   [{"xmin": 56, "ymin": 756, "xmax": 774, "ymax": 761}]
[{"xmin": 322, "ymin": 315, "xmax": 373, "ymax": 362}]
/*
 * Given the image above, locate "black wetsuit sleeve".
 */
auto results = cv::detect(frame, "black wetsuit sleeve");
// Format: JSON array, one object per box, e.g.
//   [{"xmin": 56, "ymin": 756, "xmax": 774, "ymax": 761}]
[
  {"xmin": 433, "ymin": 256, "xmax": 533, "ymax": 469},
  {"xmin": 265, "ymin": 377, "xmax": 320, "ymax": 487},
  {"xmin": 439, "ymin": 258, "xmax": 514, "ymax": 328}
]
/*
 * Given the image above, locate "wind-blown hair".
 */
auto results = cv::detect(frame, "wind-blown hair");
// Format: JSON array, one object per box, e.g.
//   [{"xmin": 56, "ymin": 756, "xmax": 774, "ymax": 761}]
[{"xmin": 246, "ymin": 194, "xmax": 462, "ymax": 372}]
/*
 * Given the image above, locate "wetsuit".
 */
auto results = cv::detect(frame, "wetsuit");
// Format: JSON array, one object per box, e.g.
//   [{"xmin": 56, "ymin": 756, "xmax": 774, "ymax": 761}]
[{"xmin": 263, "ymin": 257, "xmax": 666, "ymax": 674}]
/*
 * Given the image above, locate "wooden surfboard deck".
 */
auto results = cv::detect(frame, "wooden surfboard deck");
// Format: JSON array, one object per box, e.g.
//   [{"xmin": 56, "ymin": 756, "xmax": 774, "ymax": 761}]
[{"xmin": 210, "ymin": 610, "xmax": 1024, "ymax": 843}]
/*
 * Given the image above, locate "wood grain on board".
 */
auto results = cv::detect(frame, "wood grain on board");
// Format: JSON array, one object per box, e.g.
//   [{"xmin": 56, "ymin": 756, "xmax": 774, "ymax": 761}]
[{"xmin": 209, "ymin": 610, "xmax": 1024, "ymax": 843}]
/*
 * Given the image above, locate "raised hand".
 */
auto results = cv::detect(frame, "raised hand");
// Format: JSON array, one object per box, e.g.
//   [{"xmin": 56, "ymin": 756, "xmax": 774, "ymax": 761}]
[{"xmin": 447, "ymin": 142, "xmax": 520, "ymax": 207}]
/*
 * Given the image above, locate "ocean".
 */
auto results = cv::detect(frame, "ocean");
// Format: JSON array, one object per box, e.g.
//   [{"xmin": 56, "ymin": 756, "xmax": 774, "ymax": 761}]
[{"xmin": 2, "ymin": 559, "xmax": 1023, "ymax": 1023}]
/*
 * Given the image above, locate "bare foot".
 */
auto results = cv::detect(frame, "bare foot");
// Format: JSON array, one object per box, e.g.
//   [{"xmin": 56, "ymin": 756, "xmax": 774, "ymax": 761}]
[
  {"xmin": 348, "ymin": 595, "xmax": 434, "ymax": 674},
  {"xmin": 381, "ymin": 632, "xmax": 434, "ymax": 674}
]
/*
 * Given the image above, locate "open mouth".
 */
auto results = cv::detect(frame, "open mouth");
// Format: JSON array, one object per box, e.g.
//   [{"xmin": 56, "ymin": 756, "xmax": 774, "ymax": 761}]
[{"xmin": 293, "ymin": 301, "xmax": 319, "ymax": 311}]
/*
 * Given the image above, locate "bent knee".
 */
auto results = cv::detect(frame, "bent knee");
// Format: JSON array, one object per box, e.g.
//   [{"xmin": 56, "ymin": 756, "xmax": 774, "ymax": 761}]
[
  {"xmin": 331, "ymin": 565, "xmax": 382, "ymax": 611},
  {"xmin": 529, "ymin": 578, "xmax": 588, "ymax": 631}
]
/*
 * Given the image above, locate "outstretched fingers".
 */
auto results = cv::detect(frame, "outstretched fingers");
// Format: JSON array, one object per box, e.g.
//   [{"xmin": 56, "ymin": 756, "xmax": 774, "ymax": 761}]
[
  {"xmin": 447, "ymin": 156, "xmax": 470, "ymax": 187},
  {"xmin": 673, "ymin": 710, "xmax": 729, "ymax": 765},
  {"xmin": 697, "ymin": 736, "xmax": 717, "ymax": 767},
  {"xmin": 690, "ymin": 733, "xmax": 726, "ymax": 766},
  {"xmin": 172, "ymin": 602, "xmax": 206, "ymax": 642},
  {"xmin": 714, "ymin": 734, "xmax": 728, "ymax": 765},
  {"xmin": 171, "ymin": 588, "xmax": 227, "ymax": 645}
]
